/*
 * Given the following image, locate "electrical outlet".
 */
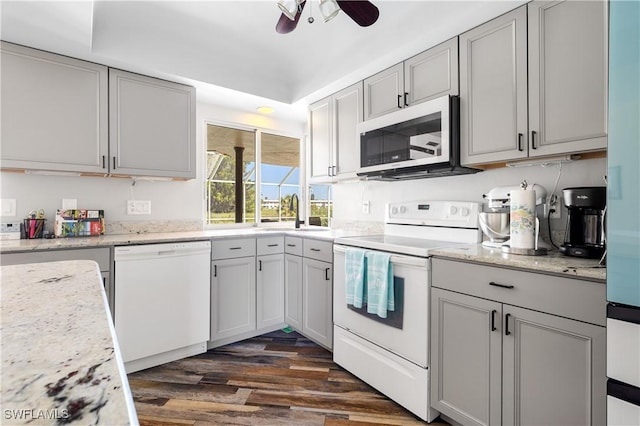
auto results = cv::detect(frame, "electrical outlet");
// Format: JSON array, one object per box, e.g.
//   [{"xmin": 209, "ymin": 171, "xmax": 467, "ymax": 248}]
[
  {"xmin": 362, "ymin": 200, "xmax": 370, "ymax": 214},
  {"xmin": 127, "ymin": 200, "xmax": 151, "ymax": 215},
  {"xmin": 62, "ymin": 198, "xmax": 77, "ymax": 210},
  {"xmin": 0, "ymin": 199, "xmax": 17, "ymax": 217},
  {"xmin": 549, "ymin": 194, "xmax": 561, "ymax": 219}
]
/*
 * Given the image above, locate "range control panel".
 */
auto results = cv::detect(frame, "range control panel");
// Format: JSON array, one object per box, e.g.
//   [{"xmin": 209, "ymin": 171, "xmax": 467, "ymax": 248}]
[{"xmin": 385, "ymin": 200, "xmax": 480, "ymax": 228}]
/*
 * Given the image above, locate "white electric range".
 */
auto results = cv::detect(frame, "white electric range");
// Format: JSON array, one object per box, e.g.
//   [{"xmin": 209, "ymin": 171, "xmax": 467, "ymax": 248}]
[{"xmin": 333, "ymin": 200, "xmax": 481, "ymax": 422}]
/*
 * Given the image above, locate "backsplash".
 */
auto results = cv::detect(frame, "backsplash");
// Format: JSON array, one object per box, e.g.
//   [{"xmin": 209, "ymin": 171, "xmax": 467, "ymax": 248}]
[{"xmin": 106, "ymin": 220, "xmax": 203, "ymax": 235}]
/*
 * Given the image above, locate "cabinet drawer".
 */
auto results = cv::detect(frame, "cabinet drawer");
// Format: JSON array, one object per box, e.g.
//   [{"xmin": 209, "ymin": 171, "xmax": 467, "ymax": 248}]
[
  {"xmin": 432, "ymin": 258, "xmax": 605, "ymax": 326},
  {"xmin": 0, "ymin": 248, "xmax": 111, "ymax": 271},
  {"xmin": 303, "ymin": 239, "xmax": 333, "ymax": 263},
  {"xmin": 285, "ymin": 236, "xmax": 303, "ymax": 256},
  {"xmin": 211, "ymin": 238, "xmax": 256, "ymax": 260},
  {"xmin": 257, "ymin": 236, "xmax": 284, "ymax": 256}
]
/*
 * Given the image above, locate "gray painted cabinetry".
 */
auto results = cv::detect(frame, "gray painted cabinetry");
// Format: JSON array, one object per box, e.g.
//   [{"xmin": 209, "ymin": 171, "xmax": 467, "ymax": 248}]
[
  {"xmin": 210, "ymin": 238, "xmax": 257, "ymax": 343},
  {"xmin": 109, "ymin": 69, "xmax": 196, "ymax": 179},
  {"xmin": 0, "ymin": 42, "xmax": 196, "ymax": 179},
  {"xmin": 284, "ymin": 236, "xmax": 304, "ymax": 330},
  {"xmin": 460, "ymin": 1, "xmax": 608, "ymax": 166},
  {"xmin": 430, "ymin": 258, "xmax": 606, "ymax": 426},
  {"xmin": 256, "ymin": 237, "xmax": 285, "ymax": 329},
  {"xmin": 363, "ymin": 37, "xmax": 459, "ymax": 121},
  {"xmin": 309, "ymin": 82, "xmax": 363, "ymax": 182},
  {"xmin": 0, "ymin": 42, "xmax": 109, "ymax": 174}
]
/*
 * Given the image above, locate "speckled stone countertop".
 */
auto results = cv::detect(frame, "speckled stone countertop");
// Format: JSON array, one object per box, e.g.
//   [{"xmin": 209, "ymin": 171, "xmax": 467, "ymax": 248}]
[
  {"xmin": 431, "ymin": 243, "xmax": 606, "ymax": 282},
  {"xmin": 0, "ymin": 227, "xmax": 374, "ymax": 253},
  {"xmin": 0, "ymin": 260, "xmax": 138, "ymax": 425}
]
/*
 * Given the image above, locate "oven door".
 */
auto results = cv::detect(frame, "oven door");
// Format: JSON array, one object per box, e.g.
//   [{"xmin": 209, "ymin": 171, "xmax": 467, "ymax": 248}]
[{"xmin": 333, "ymin": 244, "xmax": 429, "ymax": 367}]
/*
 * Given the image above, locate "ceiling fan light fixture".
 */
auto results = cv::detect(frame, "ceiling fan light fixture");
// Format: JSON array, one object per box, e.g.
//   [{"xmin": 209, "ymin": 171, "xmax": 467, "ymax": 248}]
[
  {"xmin": 319, "ymin": 0, "xmax": 340, "ymax": 22},
  {"xmin": 277, "ymin": 0, "xmax": 303, "ymax": 21}
]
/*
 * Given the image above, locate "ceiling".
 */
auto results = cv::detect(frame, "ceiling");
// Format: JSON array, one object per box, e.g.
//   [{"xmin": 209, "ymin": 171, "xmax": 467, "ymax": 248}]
[{"xmin": 0, "ymin": 0, "xmax": 525, "ymax": 122}]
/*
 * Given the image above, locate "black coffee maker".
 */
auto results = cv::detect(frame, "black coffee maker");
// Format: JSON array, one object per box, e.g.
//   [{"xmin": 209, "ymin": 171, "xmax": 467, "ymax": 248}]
[{"xmin": 559, "ymin": 187, "xmax": 606, "ymax": 258}]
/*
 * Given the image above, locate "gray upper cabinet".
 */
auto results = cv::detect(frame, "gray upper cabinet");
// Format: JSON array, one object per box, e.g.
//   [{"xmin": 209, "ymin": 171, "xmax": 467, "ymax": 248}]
[
  {"xmin": 461, "ymin": 1, "xmax": 608, "ymax": 166},
  {"xmin": 363, "ymin": 63, "xmax": 404, "ymax": 120},
  {"xmin": 460, "ymin": 6, "xmax": 529, "ymax": 165},
  {"xmin": 309, "ymin": 82, "xmax": 363, "ymax": 182},
  {"xmin": 0, "ymin": 42, "xmax": 109, "ymax": 174},
  {"xmin": 364, "ymin": 38, "xmax": 459, "ymax": 121},
  {"xmin": 109, "ymin": 69, "xmax": 196, "ymax": 179},
  {"xmin": 527, "ymin": 0, "xmax": 608, "ymax": 157}
]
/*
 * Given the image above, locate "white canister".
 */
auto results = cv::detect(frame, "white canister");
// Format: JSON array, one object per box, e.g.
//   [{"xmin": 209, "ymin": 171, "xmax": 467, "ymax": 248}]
[{"xmin": 510, "ymin": 188, "xmax": 536, "ymax": 249}]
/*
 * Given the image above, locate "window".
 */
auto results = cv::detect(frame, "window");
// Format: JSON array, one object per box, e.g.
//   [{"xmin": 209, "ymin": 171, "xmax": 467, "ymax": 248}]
[
  {"xmin": 206, "ymin": 124, "xmax": 302, "ymax": 226},
  {"xmin": 309, "ymin": 184, "xmax": 332, "ymax": 227}
]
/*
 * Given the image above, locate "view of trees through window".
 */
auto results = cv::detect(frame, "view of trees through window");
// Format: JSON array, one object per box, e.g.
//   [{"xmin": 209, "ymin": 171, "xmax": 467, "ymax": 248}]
[{"xmin": 206, "ymin": 125, "xmax": 331, "ymax": 226}]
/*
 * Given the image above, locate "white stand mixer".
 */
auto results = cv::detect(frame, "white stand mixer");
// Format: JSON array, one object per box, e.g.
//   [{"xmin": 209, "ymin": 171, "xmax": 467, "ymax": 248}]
[{"xmin": 480, "ymin": 185, "xmax": 549, "ymax": 252}]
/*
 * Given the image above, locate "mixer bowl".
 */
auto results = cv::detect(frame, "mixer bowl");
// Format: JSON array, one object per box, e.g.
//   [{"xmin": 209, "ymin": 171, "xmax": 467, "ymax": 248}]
[{"xmin": 479, "ymin": 211, "xmax": 510, "ymax": 242}]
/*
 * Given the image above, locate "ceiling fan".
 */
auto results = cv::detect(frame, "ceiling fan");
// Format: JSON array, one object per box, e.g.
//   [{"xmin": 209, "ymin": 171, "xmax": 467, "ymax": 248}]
[{"xmin": 276, "ymin": 0, "xmax": 380, "ymax": 34}]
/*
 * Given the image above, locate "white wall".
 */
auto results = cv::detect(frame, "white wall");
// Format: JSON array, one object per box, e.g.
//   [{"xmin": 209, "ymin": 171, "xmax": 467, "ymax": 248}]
[
  {"xmin": 0, "ymin": 101, "xmax": 304, "ymax": 232},
  {"xmin": 332, "ymin": 157, "xmax": 607, "ymax": 231}
]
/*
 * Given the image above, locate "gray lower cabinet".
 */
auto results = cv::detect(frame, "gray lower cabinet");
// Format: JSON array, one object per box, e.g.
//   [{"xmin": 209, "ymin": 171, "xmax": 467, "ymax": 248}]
[
  {"xmin": 460, "ymin": 1, "xmax": 607, "ymax": 166},
  {"xmin": 430, "ymin": 258, "xmax": 606, "ymax": 426},
  {"xmin": 210, "ymin": 238, "xmax": 257, "ymax": 343},
  {"xmin": 302, "ymin": 257, "xmax": 333, "ymax": 349},
  {"xmin": 284, "ymin": 237, "xmax": 304, "ymax": 330},
  {"xmin": 109, "ymin": 68, "xmax": 196, "ymax": 179},
  {"xmin": 0, "ymin": 248, "xmax": 113, "ymax": 317},
  {"xmin": 0, "ymin": 42, "xmax": 109, "ymax": 174},
  {"xmin": 256, "ymin": 237, "xmax": 285, "ymax": 329}
]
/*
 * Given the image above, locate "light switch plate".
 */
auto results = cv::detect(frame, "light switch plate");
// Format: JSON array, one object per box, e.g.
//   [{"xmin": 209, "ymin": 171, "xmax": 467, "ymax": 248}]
[
  {"xmin": 127, "ymin": 200, "xmax": 151, "ymax": 215},
  {"xmin": 0, "ymin": 199, "xmax": 17, "ymax": 217},
  {"xmin": 62, "ymin": 198, "xmax": 77, "ymax": 210}
]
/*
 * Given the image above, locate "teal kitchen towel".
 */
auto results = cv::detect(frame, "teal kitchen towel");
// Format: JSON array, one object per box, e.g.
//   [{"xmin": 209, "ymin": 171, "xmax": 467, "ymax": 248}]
[
  {"xmin": 345, "ymin": 248, "xmax": 367, "ymax": 308},
  {"xmin": 365, "ymin": 251, "xmax": 394, "ymax": 318}
]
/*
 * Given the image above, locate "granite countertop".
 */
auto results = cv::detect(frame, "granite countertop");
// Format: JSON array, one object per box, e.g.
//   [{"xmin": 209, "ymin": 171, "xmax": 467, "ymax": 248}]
[
  {"xmin": 0, "ymin": 227, "xmax": 374, "ymax": 253},
  {"xmin": 431, "ymin": 243, "xmax": 606, "ymax": 282},
  {"xmin": 0, "ymin": 260, "xmax": 138, "ymax": 425}
]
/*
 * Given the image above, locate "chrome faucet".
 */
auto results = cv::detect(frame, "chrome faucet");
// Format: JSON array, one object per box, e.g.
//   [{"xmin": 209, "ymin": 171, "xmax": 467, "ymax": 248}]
[{"xmin": 289, "ymin": 194, "xmax": 304, "ymax": 229}]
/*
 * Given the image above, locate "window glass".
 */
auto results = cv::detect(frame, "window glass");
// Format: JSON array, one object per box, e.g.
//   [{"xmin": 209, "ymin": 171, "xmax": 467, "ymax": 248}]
[
  {"xmin": 206, "ymin": 125, "xmax": 256, "ymax": 225},
  {"xmin": 260, "ymin": 133, "xmax": 300, "ymax": 223},
  {"xmin": 309, "ymin": 184, "xmax": 332, "ymax": 227}
]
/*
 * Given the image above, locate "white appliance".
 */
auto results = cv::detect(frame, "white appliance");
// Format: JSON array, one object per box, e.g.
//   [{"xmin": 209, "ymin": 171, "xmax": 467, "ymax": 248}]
[
  {"xmin": 333, "ymin": 200, "xmax": 481, "ymax": 422},
  {"xmin": 114, "ymin": 240, "xmax": 211, "ymax": 373}
]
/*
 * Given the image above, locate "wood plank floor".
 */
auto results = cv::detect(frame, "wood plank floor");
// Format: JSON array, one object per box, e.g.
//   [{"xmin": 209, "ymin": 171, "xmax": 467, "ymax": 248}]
[{"xmin": 128, "ymin": 330, "xmax": 449, "ymax": 425}]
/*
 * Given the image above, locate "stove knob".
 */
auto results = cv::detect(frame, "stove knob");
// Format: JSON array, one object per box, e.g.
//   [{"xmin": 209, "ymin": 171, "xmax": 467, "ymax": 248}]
[
  {"xmin": 399, "ymin": 206, "xmax": 407, "ymax": 214},
  {"xmin": 449, "ymin": 205, "xmax": 458, "ymax": 215},
  {"xmin": 460, "ymin": 207, "xmax": 470, "ymax": 217}
]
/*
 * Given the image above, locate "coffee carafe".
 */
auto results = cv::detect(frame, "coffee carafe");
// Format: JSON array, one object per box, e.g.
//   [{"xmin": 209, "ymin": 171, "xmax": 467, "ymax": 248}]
[{"xmin": 559, "ymin": 187, "xmax": 606, "ymax": 258}]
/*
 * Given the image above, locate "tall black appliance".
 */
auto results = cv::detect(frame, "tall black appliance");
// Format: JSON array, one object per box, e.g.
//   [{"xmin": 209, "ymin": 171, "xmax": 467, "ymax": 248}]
[{"xmin": 559, "ymin": 186, "xmax": 606, "ymax": 258}]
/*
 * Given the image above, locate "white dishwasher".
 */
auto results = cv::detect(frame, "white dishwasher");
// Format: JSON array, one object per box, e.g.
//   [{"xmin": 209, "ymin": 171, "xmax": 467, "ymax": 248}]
[{"xmin": 114, "ymin": 240, "xmax": 211, "ymax": 373}]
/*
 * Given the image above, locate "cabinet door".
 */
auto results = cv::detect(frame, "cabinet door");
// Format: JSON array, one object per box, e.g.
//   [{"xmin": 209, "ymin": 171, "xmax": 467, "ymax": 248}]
[
  {"xmin": 109, "ymin": 69, "xmax": 196, "ymax": 179},
  {"xmin": 302, "ymin": 258, "xmax": 333, "ymax": 349},
  {"xmin": 284, "ymin": 254, "xmax": 303, "ymax": 330},
  {"xmin": 0, "ymin": 42, "xmax": 108, "ymax": 174},
  {"xmin": 431, "ymin": 288, "xmax": 502, "ymax": 426},
  {"xmin": 333, "ymin": 82, "xmax": 363, "ymax": 179},
  {"xmin": 502, "ymin": 305, "xmax": 606, "ymax": 426},
  {"xmin": 256, "ymin": 254, "xmax": 285, "ymax": 329},
  {"xmin": 528, "ymin": 0, "xmax": 608, "ymax": 157},
  {"xmin": 211, "ymin": 257, "xmax": 256, "ymax": 341},
  {"xmin": 404, "ymin": 37, "xmax": 459, "ymax": 106},
  {"xmin": 363, "ymin": 63, "xmax": 404, "ymax": 120},
  {"xmin": 309, "ymin": 96, "xmax": 333, "ymax": 181},
  {"xmin": 460, "ymin": 6, "xmax": 528, "ymax": 166}
]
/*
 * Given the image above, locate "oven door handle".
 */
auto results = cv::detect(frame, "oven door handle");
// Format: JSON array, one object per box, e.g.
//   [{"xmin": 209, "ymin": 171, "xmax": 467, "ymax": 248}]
[{"xmin": 333, "ymin": 245, "xmax": 428, "ymax": 268}]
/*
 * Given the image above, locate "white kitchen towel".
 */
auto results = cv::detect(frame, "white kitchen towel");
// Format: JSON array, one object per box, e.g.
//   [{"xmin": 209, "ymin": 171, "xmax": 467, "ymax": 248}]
[
  {"xmin": 345, "ymin": 248, "xmax": 367, "ymax": 308},
  {"xmin": 365, "ymin": 251, "xmax": 394, "ymax": 318},
  {"xmin": 510, "ymin": 188, "xmax": 536, "ymax": 249}
]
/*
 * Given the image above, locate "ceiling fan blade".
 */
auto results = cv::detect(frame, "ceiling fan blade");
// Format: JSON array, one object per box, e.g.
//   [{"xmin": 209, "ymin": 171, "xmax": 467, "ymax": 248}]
[
  {"xmin": 276, "ymin": 0, "xmax": 307, "ymax": 34},
  {"xmin": 336, "ymin": 1, "xmax": 379, "ymax": 27}
]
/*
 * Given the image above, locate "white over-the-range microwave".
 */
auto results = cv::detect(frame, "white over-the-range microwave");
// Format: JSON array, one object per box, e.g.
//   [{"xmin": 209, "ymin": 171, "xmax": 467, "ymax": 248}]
[{"xmin": 356, "ymin": 95, "xmax": 480, "ymax": 180}]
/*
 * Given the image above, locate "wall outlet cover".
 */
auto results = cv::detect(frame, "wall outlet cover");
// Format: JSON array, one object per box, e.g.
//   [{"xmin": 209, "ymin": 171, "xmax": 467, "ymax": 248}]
[
  {"xmin": 127, "ymin": 200, "xmax": 151, "ymax": 215},
  {"xmin": 62, "ymin": 198, "xmax": 77, "ymax": 210}
]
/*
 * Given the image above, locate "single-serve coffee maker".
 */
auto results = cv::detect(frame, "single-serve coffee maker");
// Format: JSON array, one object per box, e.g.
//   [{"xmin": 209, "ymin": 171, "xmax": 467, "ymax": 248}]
[{"xmin": 559, "ymin": 187, "xmax": 606, "ymax": 258}]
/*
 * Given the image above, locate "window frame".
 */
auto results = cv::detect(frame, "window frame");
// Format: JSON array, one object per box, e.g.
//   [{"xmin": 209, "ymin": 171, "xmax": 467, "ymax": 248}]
[{"xmin": 203, "ymin": 119, "xmax": 306, "ymax": 229}]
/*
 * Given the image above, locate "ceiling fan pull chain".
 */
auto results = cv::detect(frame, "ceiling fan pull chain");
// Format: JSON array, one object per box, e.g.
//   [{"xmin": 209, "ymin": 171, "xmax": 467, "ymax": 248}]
[{"xmin": 308, "ymin": 0, "xmax": 315, "ymax": 24}]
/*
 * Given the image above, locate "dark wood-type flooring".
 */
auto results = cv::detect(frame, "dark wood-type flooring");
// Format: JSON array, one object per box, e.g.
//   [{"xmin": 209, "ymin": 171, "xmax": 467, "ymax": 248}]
[{"xmin": 128, "ymin": 330, "xmax": 449, "ymax": 425}]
